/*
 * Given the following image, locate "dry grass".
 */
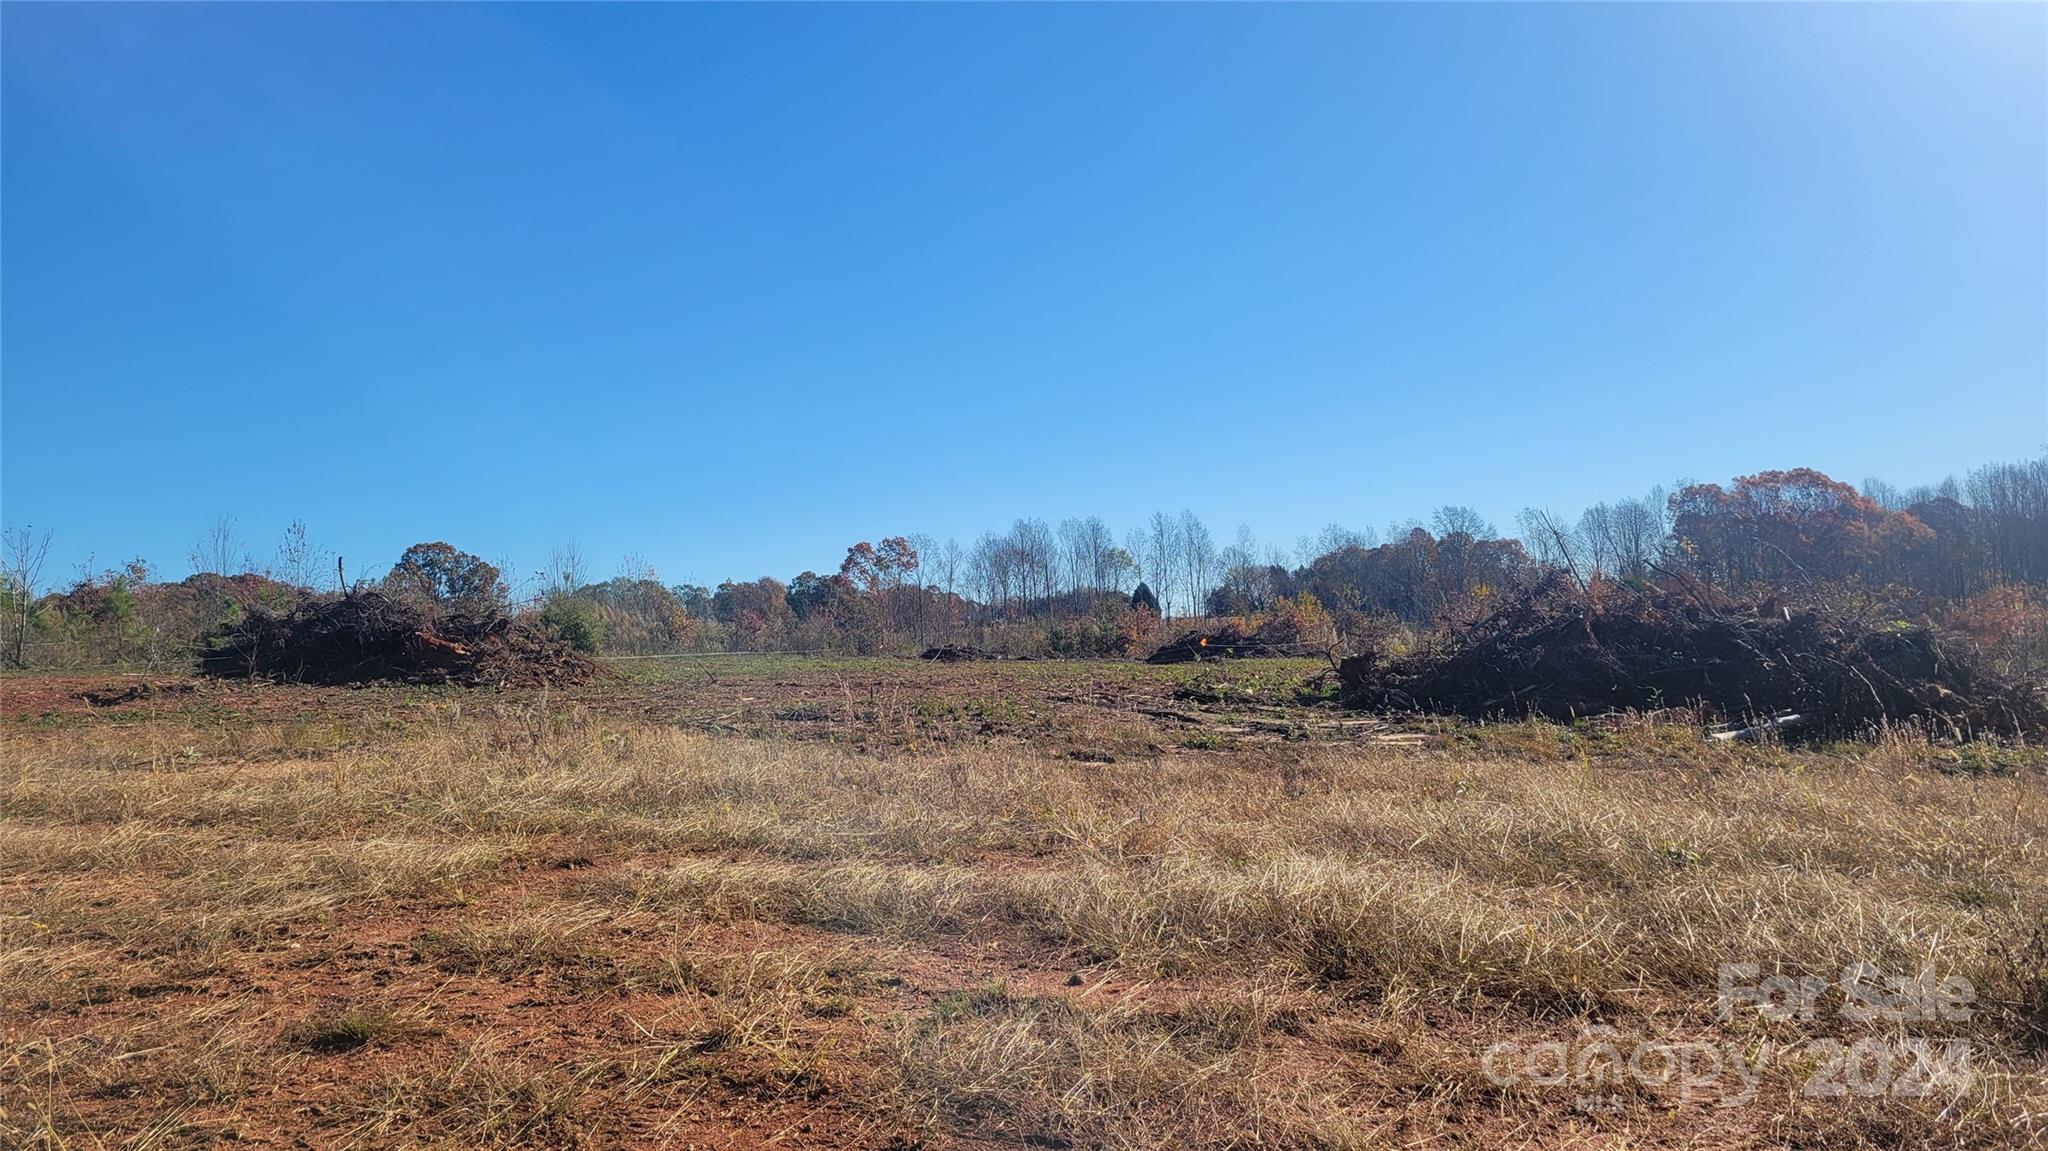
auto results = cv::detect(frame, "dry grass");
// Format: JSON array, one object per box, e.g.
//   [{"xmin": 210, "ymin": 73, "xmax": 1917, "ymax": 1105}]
[{"xmin": 3, "ymin": 674, "xmax": 2046, "ymax": 1148}]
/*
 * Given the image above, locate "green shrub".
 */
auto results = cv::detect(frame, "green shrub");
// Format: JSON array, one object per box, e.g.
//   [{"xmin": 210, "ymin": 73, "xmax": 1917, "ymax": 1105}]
[{"xmin": 541, "ymin": 595, "xmax": 606, "ymax": 653}]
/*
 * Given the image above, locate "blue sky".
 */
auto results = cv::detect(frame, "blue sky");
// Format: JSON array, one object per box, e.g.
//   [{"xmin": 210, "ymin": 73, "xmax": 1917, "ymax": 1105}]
[{"xmin": 4, "ymin": 3, "xmax": 2042, "ymax": 592}]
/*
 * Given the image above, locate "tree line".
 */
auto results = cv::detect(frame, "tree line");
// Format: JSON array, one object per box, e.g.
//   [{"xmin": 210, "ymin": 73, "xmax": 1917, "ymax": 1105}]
[{"xmin": 5, "ymin": 453, "xmax": 2044, "ymax": 673}]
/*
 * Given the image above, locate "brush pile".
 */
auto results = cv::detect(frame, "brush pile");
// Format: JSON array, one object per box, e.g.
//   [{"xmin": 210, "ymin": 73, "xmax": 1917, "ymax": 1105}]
[
  {"xmin": 920, "ymin": 644, "xmax": 997, "ymax": 662},
  {"xmin": 200, "ymin": 591, "xmax": 597, "ymax": 687},
  {"xmin": 1149, "ymin": 624, "xmax": 1277, "ymax": 664},
  {"xmin": 1337, "ymin": 578, "xmax": 2047, "ymax": 738},
  {"xmin": 1148, "ymin": 620, "xmax": 1320, "ymax": 664}
]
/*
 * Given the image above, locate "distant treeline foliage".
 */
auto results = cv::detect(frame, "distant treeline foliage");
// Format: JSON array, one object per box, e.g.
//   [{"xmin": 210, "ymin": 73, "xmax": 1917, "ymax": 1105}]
[{"xmin": 4, "ymin": 455, "xmax": 2044, "ymax": 680}]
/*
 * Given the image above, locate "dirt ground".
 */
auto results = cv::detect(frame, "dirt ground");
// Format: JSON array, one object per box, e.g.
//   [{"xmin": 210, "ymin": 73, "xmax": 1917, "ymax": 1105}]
[
  {"xmin": 0, "ymin": 656, "xmax": 1419, "ymax": 758},
  {"xmin": 4, "ymin": 658, "xmax": 2045, "ymax": 1149}
]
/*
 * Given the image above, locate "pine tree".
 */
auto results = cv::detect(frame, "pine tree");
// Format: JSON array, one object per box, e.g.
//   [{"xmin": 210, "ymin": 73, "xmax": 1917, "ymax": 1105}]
[{"xmin": 1130, "ymin": 581, "xmax": 1160, "ymax": 614}]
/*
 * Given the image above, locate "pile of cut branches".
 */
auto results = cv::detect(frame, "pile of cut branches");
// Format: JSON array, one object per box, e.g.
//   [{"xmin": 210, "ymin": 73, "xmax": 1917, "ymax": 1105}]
[
  {"xmin": 200, "ymin": 591, "xmax": 596, "ymax": 687},
  {"xmin": 920, "ymin": 644, "xmax": 997, "ymax": 662},
  {"xmin": 1147, "ymin": 619, "xmax": 1320, "ymax": 664},
  {"xmin": 1338, "ymin": 577, "xmax": 2046, "ymax": 738}
]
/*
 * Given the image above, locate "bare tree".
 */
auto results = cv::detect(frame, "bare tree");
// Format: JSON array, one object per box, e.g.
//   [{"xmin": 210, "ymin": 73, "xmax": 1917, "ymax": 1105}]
[
  {"xmin": 1565, "ymin": 488, "xmax": 1665, "ymax": 583},
  {"xmin": 1969, "ymin": 457, "xmax": 2048, "ymax": 584},
  {"xmin": 544, "ymin": 541, "xmax": 589, "ymax": 598},
  {"xmin": 1078, "ymin": 516, "xmax": 1114, "ymax": 592},
  {"xmin": 1220, "ymin": 524, "xmax": 1258, "ymax": 573},
  {"xmin": 906, "ymin": 534, "xmax": 938, "ymax": 593},
  {"xmin": 1609, "ymin": 489, "xmax": 1666, "ymax": 581},
  {"xmin": 1577, "ymin": 502, "xmax": 1619, "ymax": 578},
  {"xmin": 493, "ymin": 552, "xmax": 538, "ymax": 605},
  {"xmin": 905, "ymin": 532, "xmax": 940, "ymax": 642},
  {"xmin": 189, "ymin": 515, "xmax": 247, "ymax": 576},
  {"xmin": 1302, "ymin": 522, "xmax": 1378, "ymax": 565},
  {"xmin": 1862, "ymin": 477, "xmax": 1907, "ymax": 511},
  {"xmin": 1144, "ymin": 512, "xmax": 1178, "ymax": 620},
  {"xmin": 1010, "ymin": 518, "xmax": 1057, "ymax": 611},
  {"xmin": 970, "ymin": 532, "xmax": 1010, "ymax": 619},
  {"xmin": 1516, "ymin": 507, "xmax": 1588, "ymax": 588},
  {"xmin": 274, "ymin": 520, "xmax": 333, "ymax": 589},
  {"xmin": 1431, "ymin": 505, "xmax": 1495, "ymax": 541},
  {"xmin": 938, "ymin": 536, "xmax": 961, "ymax": 600},
  {"xmin": 1056, "ymin": 518, "xmax": 1088, "ymax": 596},
  {"xmin": 3, "ymin": 526, "xmax": 53, "ymax": 668},
  {"xmin": 1178, "ymin": 510, "xmax": 1215, "ymax": 617}
]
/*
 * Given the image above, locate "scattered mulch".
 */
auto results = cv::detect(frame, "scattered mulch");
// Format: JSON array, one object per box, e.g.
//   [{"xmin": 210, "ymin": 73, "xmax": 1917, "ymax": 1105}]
[
  {"xmin": 1338, "ymin": 578, "xmax": 2048, "ymax": 738},
  {"xmin": 199, "ymin": 591, "xmax": 596, "ymax": 688},
  {"xmin": 920, "ymin": 644, "xmax": 996, "ymax": 662},
  {"xmin": 76, "ymin": 681, "xmax": 197, "ymax": 707}
]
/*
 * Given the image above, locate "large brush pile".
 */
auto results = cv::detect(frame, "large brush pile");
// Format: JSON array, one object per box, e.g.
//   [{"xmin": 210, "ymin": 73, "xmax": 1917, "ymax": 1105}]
[
  {"xmin": 1148, "ymin": 615, "xmax": 1327, "ymax": 664},
  {"xmin": 200, "ymin": 591, "xmax": 597, "ymax": 688},
  {"xmin": 1338, "ymin": 579, "xmax": 2047, "ymax": 738},
  {"xmin": 1147, "ymin": 621, "xmax": 1293, "ymax": 664}
]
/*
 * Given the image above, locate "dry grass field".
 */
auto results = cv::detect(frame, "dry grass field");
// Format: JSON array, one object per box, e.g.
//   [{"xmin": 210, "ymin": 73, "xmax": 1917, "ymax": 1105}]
[{"xmin": 4, "ymin": 658, "xmax": 2046, "ymax": 1149}]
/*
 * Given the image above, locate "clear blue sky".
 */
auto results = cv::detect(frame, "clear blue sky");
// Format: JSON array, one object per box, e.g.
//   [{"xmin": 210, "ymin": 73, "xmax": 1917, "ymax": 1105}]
[{"xmin": 4, "ymin": 3, "xmax": 2043, "ymax": 592}]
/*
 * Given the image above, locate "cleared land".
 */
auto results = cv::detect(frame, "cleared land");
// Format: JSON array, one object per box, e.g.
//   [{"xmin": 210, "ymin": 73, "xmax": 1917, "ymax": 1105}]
[{"xmin": 4, "ymin": 658, "xmax": 2046, "ymax": 1149}]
